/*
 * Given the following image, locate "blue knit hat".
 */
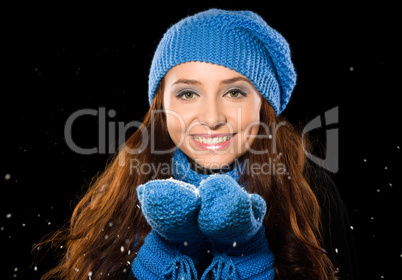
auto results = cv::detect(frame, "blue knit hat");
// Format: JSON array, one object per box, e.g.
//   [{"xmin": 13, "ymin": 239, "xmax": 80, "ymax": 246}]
[{"xmin": 148, "ymin": 9, "xmax": 296, "ymax": 115}]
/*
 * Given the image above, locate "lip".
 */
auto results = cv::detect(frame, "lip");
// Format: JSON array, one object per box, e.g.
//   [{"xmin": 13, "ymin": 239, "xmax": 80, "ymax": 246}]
[
  {"xmin": 190, "ymin": 133, "xmax": 236, "ymax": 150},
  {"xmin": 190, "ymin": 133, "xmax": 233, "ymax": 138}
]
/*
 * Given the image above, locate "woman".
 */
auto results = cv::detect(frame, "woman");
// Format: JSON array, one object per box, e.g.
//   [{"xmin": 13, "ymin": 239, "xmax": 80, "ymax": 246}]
[{"xmin": 40, "ymin": 9, "xmax": 357, "ymax": 280}]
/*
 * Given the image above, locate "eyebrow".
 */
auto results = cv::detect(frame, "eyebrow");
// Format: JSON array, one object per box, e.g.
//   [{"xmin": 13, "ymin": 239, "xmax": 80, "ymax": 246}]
[
  {"xmin": 171, "ymin": 79, "xmax": 202, "ymax": 86},
  {"xmin": 171, "ymin": 76, "xmax": 253, "ymax": 87},
  {"xmin": 219, "ymin": 76, "xmax": 253, "ymax": 86}
]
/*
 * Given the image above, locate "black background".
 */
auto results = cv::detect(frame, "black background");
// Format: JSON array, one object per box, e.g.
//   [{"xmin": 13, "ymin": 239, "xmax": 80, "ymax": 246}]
[{"xmin": 1, "ymin": 3, "xmax": 401, "ymax": 279}]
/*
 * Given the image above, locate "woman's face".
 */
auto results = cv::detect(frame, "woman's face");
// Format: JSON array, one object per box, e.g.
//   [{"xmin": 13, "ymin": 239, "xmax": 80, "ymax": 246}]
[{"xmin": 163, "ymin": 62, "xmax": 262, "ymax": 169}]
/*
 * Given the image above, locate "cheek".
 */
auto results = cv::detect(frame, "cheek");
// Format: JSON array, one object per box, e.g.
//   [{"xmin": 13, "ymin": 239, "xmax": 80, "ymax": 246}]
[
  {"xmin": 240, "ymin": 102, "xmax": 261, "ymax": 143},
  {"xmin": 164, "ymin": 95, "xmax": 184, "ymax": 143},
  {"xmin": 242, "ymin": 99, "xmax": 261, "ymax": 128},
  {"xmin": 242, "ymin": 113, "xmax": 260, "ymax": 135},
  {"xmin": 166, "ymin": 114, "xmax": 184, "ymax": 143}
]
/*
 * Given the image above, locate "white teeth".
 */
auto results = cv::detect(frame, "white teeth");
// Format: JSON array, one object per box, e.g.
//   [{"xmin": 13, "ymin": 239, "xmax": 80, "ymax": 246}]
[{"xmin": 194, "ymin": 135, "xmax": 233, "ymax": 145}]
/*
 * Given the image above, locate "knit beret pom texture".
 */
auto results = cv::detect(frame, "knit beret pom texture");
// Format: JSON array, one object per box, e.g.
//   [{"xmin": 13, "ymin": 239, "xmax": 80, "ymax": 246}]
[{"xmin": 148, "ymin": 8, "xmax": 296, "ymax": 115}]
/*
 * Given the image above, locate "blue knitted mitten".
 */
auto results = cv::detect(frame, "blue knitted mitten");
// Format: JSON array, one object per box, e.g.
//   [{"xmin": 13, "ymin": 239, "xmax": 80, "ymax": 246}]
[
  {"xmin": 198, "ymin": 175, "xmax": 275, "ymax": 280},
  {"xmin": 131, "ymin": 178, "xmax": 209, "ymax": 280}
]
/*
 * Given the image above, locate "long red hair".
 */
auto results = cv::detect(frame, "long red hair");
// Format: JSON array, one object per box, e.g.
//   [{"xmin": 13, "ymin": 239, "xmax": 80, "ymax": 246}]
[{"xmin": 36, "ymin": 79, "xmax": 336, "ymax": 279}]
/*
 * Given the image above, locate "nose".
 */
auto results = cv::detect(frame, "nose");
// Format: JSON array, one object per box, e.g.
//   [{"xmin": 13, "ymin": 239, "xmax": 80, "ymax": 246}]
[{"xmin": 197, "ymin": 98, "xmax": 227, "ymax": 129}]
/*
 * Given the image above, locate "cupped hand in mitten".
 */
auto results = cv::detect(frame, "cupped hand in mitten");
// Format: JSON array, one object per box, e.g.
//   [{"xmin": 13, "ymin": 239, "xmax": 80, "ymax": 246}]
[
  {"xmin": 137, "ymin": 178, "xmax": 204, "ymax": 243},
  {"xmin": 198, "ymin": 174, "xmax": 266, "ymax": 246}
]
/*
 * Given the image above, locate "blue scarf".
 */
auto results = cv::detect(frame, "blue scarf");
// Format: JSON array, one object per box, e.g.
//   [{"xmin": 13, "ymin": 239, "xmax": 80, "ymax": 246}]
[{"xmin": 171, "ymin": 148, "xmax": 242, "ymax": 187}]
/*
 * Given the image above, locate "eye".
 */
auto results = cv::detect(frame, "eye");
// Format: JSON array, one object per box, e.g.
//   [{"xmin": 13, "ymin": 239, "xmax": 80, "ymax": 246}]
[
  {"xmin": 177, "ymin": 91, "xmax": 198, "ymax": 101},
  {"xmin": 224, "ymin": 89, "xmax": 246, "ymax": 99}
]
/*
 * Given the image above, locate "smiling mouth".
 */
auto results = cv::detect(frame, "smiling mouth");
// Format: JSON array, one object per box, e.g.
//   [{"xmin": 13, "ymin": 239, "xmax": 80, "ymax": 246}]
[{"xmin": 192, "ymin": 134, "xmax": 235, "ymax": 145}]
